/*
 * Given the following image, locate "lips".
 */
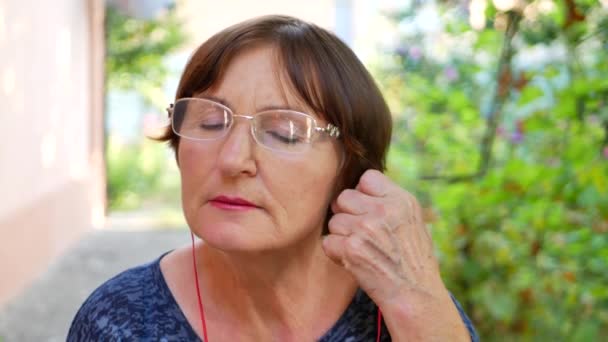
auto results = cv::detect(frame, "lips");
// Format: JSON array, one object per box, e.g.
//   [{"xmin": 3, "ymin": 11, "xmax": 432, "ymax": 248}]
[{"xmin": 209, "ymin": 195, "xmax": 259, "ymax": 210}]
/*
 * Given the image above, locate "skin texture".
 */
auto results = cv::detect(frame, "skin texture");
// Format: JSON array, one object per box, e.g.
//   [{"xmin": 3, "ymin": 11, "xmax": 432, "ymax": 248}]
[
  {"xmin": 162, "ymin": 45, "xmax": 358, "ymax": 341},
  {"xmin": 323, "ymin": 169, "xmax": 470, "ymax": 341},
  {"xmin": 161, "ymin": 45, "xmax": 470, "ymax": 341},
  {"xmin": 177, "ymin": 48, "xmax": 341, "ymax": 255}
]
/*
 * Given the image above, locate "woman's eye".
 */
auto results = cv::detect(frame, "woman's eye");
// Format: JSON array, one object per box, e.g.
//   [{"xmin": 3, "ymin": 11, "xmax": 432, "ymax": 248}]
[
  {"xmin": 266, "ymin": 130, "xmax": 303, "ymax": 144},
  {"xmin": 197, "ymin": 112, "xmax": 227, "ymax": 131},
  {"xmin": 199, "ymin": 122, "xmax": 225, "ymax": 131}
]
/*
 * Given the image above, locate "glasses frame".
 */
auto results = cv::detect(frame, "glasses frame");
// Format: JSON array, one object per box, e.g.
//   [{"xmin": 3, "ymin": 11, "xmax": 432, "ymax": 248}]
[{"xmin": 166, "ymin": 97, "xmax": 341, "ymax": 153}]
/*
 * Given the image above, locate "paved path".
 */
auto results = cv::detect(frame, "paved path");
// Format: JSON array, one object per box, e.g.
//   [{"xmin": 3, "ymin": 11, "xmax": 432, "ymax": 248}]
[{"xmin": 0, "ymin": 228, "xmax": 191, "ymax": 342}]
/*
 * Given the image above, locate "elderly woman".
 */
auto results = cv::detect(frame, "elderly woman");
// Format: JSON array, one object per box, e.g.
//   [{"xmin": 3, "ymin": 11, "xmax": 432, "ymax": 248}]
[{"xmin": 69, "ymin": 15, "xmax": 478, "ymax": 341}]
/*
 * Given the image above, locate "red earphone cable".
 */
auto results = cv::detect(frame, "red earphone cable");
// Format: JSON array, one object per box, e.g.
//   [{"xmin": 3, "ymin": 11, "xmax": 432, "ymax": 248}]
[
  {"xmin": 376, "ymin": 308, "xmax": 382, "ymax": 342},
  {"xmin": 191, "ymin": 232, "xmax": 209, "ymax": 342}
]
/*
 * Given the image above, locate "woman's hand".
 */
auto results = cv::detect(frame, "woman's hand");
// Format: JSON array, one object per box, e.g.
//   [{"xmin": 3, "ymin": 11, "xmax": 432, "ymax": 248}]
[{"xmin": 322, "ymin": 169, "xmax": 469, "ymax": 341}]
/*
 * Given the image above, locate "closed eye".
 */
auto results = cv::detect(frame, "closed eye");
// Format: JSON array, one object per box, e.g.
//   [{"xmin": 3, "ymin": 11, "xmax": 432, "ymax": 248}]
[
  {"xmin": 267, "ymin": 131, "xmax": 301, "ymax": 144},
  {"xmin": 199, "ymin": 123, "xmax": 226, "ymax": 131}
]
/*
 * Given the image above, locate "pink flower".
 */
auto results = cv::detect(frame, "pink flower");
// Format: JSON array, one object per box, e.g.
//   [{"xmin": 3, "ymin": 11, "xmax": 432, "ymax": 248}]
[
  {"xmin": 603, "ymin": 146, "xmax": 608, "ymax": 159},
  {"xmin": 409, "ymin": 47, "xmax": 422, "ymax": 61},
  {"xmin": 395, "ymin": 46, "xmax": 408, "ymax": 58},
  {"xmin": 444, "ymin": 66, "xmax": 459, "ymax": 82},
  {"xmin": 510, "ymin": 131, "xmax": 523, "ymax": 144}
]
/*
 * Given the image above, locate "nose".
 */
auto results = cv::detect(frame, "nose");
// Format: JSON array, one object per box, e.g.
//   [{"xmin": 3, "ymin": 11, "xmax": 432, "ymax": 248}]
[{"xmin": 216, "ymin": 119, "xmax": 257, "ymax": 177}]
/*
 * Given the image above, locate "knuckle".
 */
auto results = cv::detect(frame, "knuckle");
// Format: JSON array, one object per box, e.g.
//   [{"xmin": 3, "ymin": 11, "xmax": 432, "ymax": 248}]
[
  {"xmin": 363, "ymin": 219, "xmax": 384, "ymax": 242},
  {"xmin": 344, "ymin": 236, "xmax": 366, "ymax": 261},
  {"xmin": 327, "ymin": 217, "xmax": 340, "ymax": 233},
  {"xmin": 359, "ymin": 217, "xmax": 377, "ymax": 235},
  {"xmin": 336, "ymin": 189, "xmax": 355, "ymax": 207},
  {"xmin": 328, "ymin": 214, "xmax": 346, "ymax": 233}
]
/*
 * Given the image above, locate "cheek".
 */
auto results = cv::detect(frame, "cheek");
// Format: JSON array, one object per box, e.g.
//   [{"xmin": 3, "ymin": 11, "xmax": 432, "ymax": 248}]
[
  {"xmin": 178, "ymin": 142, "xmax": 215, "ymax": 202},
  {"xmin": 267, "ymin": 154, "xmax": 339, "ymax": 223},
  {"xmin": 178, "ymin": 141, "xmax": 214, "ymax": 173}
]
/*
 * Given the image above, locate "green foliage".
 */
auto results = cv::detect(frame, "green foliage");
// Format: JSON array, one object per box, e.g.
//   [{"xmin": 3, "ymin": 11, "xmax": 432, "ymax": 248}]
[
  {"xmin": 106, "ymin": 136, "xmax": 180, "ymax": 210},
  {"xmin": 105, "ymin": 5, "xmax": 186, "ymax": 109},
  {"xmin": 377, "ymin": 1, "xmax": 608, "ymax": 340},
  {"xmin": 104, "ymin": 4, "xmax": 186, "ymax": 211}
]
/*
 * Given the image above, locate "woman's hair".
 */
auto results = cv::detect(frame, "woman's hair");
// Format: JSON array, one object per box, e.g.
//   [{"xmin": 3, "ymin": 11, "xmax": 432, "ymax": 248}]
[{"xmin": 157, "ymin": 15, "xmax": 392, "ymax": 232}]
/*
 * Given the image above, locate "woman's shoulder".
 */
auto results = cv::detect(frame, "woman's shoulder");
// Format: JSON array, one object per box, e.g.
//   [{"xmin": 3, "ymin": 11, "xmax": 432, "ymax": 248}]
[
  {"xmin": 86, "ymin": 257, "xmax": 160, "ymax": 299},
  {"xmin": 67, "ymin": 252, "xmax": 198, "ymax": 341},
  {"xmin": 66, "ymin": 257, "xmax": 160, "ymax": 341}
]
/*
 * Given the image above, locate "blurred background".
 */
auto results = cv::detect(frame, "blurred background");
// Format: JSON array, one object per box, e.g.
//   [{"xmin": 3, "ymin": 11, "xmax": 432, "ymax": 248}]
[{"xmin": 0, "ymin": 0, "xmax": 607, "ymax": 341}]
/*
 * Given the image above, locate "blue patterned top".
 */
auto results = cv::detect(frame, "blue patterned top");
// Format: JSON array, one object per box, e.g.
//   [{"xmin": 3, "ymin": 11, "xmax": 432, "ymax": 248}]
[{"xmin": 68, "ymin": 254, "xmax": 479, "ymax": 341}]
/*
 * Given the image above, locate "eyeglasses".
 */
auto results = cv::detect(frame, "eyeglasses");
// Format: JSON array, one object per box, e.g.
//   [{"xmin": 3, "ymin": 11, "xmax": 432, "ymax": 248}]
[{"xmin": 167, "ymin": 97, "xmax": 341, "ymax": 154}]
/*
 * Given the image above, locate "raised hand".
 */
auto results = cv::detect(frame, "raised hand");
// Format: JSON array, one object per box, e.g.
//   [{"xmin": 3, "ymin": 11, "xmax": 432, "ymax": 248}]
[{"xmin": 322, "ymin": 169, "xmax": 469, "ymax": 341}]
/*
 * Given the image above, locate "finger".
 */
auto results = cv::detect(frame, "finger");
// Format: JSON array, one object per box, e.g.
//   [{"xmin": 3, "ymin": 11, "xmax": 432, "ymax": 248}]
[
  {"xmin": 332, "ymin": 189, "xmax": 375, "ymax": 215},
  {"xmin": 342, "ymin": 234, "xmax": 400, "ymax": 279},
  {"xmin": 321, "ymin": 234, "xmax": 347, "ymax": 265},
  {"xmin": 327, "ymin": 213, "xmax": 358, "ymax": 236},
  {"xmin": 330, "ymin": 213, "xmax": 402, "ymax": 262},
  {"xmin": 355, "ymin": 169, "xmax": 393, "ymax": 198}
]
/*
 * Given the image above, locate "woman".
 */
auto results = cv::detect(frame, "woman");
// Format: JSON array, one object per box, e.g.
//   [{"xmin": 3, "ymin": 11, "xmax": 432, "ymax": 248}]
[{"xmin": 69, "ymin": 15, "xmax": 478, "ymax": 341}]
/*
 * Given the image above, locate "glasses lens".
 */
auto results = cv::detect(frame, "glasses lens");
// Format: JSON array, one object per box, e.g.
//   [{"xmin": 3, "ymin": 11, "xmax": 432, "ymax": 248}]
[
  {"xmin": 253, "ymin": 111, "xmax": 314, "ymax": 153},
  {"xmin": 172, "ymin": 99, "xmax": 231, "ymax": 140}
]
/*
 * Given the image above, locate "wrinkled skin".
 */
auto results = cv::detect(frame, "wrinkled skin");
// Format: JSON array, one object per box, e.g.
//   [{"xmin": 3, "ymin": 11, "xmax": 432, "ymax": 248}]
[{"xmin": 323, "ymin": 170, "xmax": 470, "ymax": 341}]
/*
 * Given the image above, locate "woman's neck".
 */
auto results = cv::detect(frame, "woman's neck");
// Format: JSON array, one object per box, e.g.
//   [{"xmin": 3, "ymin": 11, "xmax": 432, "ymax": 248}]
[{"xmin": 197, "ymin": 232, "xmax": 358, "ymax": 340}]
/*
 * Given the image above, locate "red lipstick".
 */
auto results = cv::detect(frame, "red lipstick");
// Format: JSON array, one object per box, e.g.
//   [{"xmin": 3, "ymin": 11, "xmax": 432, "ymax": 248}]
[{"xmin": 209, "ymin": 195, "xmax": 259, "ymax": 211}]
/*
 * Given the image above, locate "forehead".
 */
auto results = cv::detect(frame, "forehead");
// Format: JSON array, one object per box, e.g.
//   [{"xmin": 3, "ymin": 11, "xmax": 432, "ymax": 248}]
[{"xmin": 203, "ymin": 45, "xmax": 319, "ymax": 116}]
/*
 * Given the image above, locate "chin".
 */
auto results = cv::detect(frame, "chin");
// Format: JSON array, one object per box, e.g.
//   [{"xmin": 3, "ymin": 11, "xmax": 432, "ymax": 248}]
[
  {"xmin": 195, "ymin": 222, "xmax": 320, "ymax": 256},
  {"xmin": 191, "ymin": 219, "xmax": 276, "ymax": 253},
  {"xmin": 197, "ymin": 223, "xmax": 252, "ymax": 251}
]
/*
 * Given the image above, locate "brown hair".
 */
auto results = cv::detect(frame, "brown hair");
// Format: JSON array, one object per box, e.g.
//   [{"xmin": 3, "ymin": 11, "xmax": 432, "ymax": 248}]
[{"xmin": 157, "ymin": 15, "xmax": 392, "ymax": 231}]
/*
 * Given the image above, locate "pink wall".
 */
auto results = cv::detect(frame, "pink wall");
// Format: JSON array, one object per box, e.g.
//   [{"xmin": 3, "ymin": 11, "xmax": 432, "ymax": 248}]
[{"xmin": 0, "ymin": 0, "xmax": 105, "ymax": 306}]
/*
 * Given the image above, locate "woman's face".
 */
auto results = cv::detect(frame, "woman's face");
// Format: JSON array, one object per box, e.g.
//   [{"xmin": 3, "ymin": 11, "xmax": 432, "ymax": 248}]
[{"xmin": 178, "ymin": 45, "xmax": 341, "ymax": 252}]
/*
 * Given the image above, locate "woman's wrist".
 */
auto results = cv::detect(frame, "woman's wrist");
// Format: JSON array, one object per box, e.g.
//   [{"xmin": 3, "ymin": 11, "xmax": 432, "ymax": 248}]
[{"xmin": 379, "ymin": 287, "xmax": 470, "ymax": 342}]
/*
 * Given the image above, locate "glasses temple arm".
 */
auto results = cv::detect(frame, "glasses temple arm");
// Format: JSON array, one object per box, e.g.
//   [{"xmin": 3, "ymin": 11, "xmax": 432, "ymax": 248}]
[{"xmin": 316, "ymin": 123, "xmax": 341, "ymax": 138}]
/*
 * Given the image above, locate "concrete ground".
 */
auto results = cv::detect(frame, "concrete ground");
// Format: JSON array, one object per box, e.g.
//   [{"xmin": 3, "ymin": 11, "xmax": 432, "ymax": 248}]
[{"xmin": 0, "ymin": 224, "xmax": 191, "ymax": 342}]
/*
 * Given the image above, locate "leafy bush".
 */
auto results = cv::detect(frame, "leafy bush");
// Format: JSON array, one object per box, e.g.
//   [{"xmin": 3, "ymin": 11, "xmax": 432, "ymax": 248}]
[
  {"xmin": 104, "ymin": 4, "xmax": 185, "ymax": 211},
  {"xmin": 105, "ymin": 4, "xmax": 186, "ymax": 108},
  {"xmin": 106, "ymin": 137, "xmax": 180, "ymax": 211},
  {"xmin": 377, "ymin": 1, "xmax": 608, "ymax": 340}
]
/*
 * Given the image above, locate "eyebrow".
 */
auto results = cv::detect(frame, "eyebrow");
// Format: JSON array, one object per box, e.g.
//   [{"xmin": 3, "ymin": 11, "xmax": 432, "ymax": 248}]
[{"xmin": 197, "ymin": 94, "xmax": 307, "ymax": 113}]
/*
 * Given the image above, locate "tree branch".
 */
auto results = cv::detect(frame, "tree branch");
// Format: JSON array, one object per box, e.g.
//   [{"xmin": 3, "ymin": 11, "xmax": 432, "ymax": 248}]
[{"xmin": 420, "ymin": 11, "xmax": 522, "ymax": 183}]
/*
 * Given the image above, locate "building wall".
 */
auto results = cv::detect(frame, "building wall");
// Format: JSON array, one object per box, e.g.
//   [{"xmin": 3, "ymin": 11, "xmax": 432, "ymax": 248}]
[{"xmin": 0, "ymin": 0, "xmax": 105, "ymax": 306}]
